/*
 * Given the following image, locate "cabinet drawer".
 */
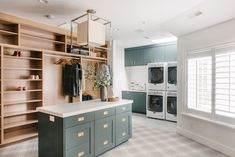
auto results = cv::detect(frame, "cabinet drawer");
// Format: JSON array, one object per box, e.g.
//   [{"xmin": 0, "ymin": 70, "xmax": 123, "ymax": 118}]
[
  {"xmin": 95, "ymin": 107, "xmax": 115, "ymax": 120},
  {"xmin": 64, "ymin": 112, "xmax": 94, "ymax": 128},
  {"xmin": 116, "ymin": 104, "xmax": 132, "ymax": 114},
  {"xmin": 94, "ymin": 116, "xmax": 115, "ymax": 156},
  {"xmin": 65, "ymin": 122, "xmax": 93, "ymax": 150},
  {"xmin": 65, "ymin": 142, "xmax": 92, "ymax": 157},
  {"xmin": 116, "ymin": 113, "xmax": 132, "ymax": 145}
]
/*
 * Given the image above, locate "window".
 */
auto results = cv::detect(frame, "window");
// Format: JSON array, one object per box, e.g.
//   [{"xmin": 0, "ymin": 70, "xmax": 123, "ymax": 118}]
[
  {"xmin": 187, "ymin": 57, "xmax": 212, "ymax": 113},
  {"xmin": 215, "ymin": 52, "xmax": 235, "ymax": 118},
  {"xmin": 187, "ymin": 46, "xmax": 235, "ymax": 120}
]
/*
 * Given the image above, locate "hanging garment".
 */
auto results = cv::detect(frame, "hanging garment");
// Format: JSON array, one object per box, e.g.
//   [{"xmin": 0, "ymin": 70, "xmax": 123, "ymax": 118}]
[{"xmin": 63, "ymin": 63, "xmax": 82, "ymax": 97}]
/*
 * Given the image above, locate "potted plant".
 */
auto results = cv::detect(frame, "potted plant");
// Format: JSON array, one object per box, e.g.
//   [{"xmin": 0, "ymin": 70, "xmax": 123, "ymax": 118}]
[{"xmin": 95, "ymin": 64, "xmax": 111, "ymax": 101}]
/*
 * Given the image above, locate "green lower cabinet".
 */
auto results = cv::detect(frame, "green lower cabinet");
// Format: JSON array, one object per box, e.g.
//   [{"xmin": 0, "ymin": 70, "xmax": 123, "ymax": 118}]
[
  {"xmin": 65, "ymin": 122, "xmax": 94, "ymax": 157},
  {"xmin": 38, "ymin": 104, "xmax": 132, "ymax": 157},
  {"xmin": 65, "ymin": 142, "xmax": 91, "ymax": 157},
  {"xmin": 116, "ymin": 112, "xmax": 132, "ymax": 146},
  {"xmin": 122, "ymin": 91, "xmax": 146, "ymax": 114},
  {"xmin": 94, "ymin": 116, "xmax": 116, "ymax": 156}
]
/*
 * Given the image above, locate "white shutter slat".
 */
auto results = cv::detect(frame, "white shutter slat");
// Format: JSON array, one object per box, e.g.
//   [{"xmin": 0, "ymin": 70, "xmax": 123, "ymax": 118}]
[{"xmin": 215, "ymin": 52, "xmax": 235, "ymax": 117}]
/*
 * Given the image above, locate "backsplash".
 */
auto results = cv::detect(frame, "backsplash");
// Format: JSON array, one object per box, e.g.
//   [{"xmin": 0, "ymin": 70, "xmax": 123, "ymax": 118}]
[{"xmin": 130, "ymin": 82, "xmax": 146, "ymax": 91}]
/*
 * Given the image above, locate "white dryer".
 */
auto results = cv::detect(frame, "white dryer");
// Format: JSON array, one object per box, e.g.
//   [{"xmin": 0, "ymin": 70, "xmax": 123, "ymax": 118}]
[
  {"xmin": 147, "ymin": 90, "xmax": 166, "ymax": 120},
  {"xmin": 165, "ymin": 91, "xmax": 177, "ymax": 122},
  {"xmin": 147, "ymin": 62, "xmax": 166, "ymax": 91},
  {"xmin": 166, "ymin": 62, "xmax": 177, "ymax": 91}
]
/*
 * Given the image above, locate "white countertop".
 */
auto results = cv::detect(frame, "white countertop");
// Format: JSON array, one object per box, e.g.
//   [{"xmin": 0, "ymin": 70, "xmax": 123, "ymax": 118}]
[{"xmin": 37, "ymin": 99, "xmax": 133, "ymax": 118}]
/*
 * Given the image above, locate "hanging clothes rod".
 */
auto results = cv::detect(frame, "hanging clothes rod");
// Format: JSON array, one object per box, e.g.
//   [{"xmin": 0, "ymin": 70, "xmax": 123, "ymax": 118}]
[
  {"xmin": 81, "ymin": 58, "xmax": 107, "ymax": 63},
  {"xmin": 43, "ymin": 53, "xmax": 81, "ymax": 59}
]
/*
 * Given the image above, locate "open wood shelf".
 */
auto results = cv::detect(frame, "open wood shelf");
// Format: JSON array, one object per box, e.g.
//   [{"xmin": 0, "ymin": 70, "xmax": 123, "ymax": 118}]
[
  {"xmin": 3, "ymin": 67, "xmax": 42, "ymax": 71},
  {"xmin": 4, "ymin": 99, "xmax": 42, "ymax": 106},
  {"xmin": 4, "ymin": 132, "xmax": 38, "ymax": 144},
  {"xmin": 4, "ymin": 110, "xmax": 37, "ymax": 117},
  {"xmin": 4, "ymin": 55, "xmax": 42, "ymax": 61},
  {"xmin": 4, "ymin": 120, "xmax": 38, "ymax": 129},
  {"xmin": 21, "ymin": 33, "xmax": 65, "ymax": 44},
  {"xmin": 4, "ymin": 89, "xmax": 42, "ymax": 94},
  {"xmin": 2, "ymin": 79, "xmax": 42, "ymax": 82},
  {"xmin": 0, "ymin": 29, "xmax": 18, "ymax": 36}
]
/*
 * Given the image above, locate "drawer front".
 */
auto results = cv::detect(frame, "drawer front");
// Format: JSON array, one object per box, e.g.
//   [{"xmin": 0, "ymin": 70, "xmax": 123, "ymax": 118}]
[
  {"xmin": 65, "ymin": 142, "xmax": 92, "ymax": 157},
  {"xmin": 65, "ymin": 122, "xmax": 94, "ymax": 150},
  {"xmin": 95, "ymin": 116, "xmax": 115, "ymax": 156},
  {"xmin": 116, "ymin": 104, "xmax": 132, "ymax": 114},
  {"xmin": 116, "ymin": 113, "xmax": 132, "ymax": 146},
  {"xmin": 95, "ymin": 107, "xmax": 115, "ymax": 120},
  {"xmin": 64, "ymin": 112, "xmax": 94, "ymax": 128}
]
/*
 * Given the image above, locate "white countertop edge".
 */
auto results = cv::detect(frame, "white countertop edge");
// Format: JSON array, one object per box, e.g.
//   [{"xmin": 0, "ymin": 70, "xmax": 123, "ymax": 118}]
[{"xmin": 37, "ymin": 99, "xmax": 133, "ymax": 118}]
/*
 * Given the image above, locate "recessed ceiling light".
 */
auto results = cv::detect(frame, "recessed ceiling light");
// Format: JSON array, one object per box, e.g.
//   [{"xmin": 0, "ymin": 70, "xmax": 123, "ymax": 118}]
[
  {"xmin": 144, "ymin": 36, "xmax": 150, "ymax": 39},
  {"xmin": 135, "ymin": 29, "xmax": 144, "ymax": 33},
  {"xmin": 152, "ymin": 36, "xmax": 177, "ymax": 44},
  {"xmin": 38, "ymin": 0, "xmax": 48, "ymax": 4},
  {"xmin": 44, "ymin": 14, "xmax": 55, "ymax": 19},
  {"xmin": 113, "ymin": 28, "xmax": 119, "ymax": 31},
  {"xmin": 188, "ymin": 10, "xmax": 203, "ymax": 19}
]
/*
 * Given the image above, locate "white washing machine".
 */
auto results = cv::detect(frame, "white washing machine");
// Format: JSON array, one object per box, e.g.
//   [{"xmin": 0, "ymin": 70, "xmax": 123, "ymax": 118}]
[
  {"xmin": 166, "ymin": 62, "xmax": 177, "ymax": 91},
  {"xmin": 147, "ymin": 62, "xmax": 167, "ymax": 91},
  {"xmin": 165, "ymin": 91, "xmax": 177, "ymax": 122},
  {"xmin": 146, "ymin": 90, "xmax": 166, "ymax": 120}
]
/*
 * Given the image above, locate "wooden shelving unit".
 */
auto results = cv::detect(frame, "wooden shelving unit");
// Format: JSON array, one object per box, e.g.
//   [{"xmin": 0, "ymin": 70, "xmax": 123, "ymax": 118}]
[
  {"xmin": 1, "ymin": 46, "xmax": 43, "ymax": 145},
  {"xmin": 0, "ymin": 12, "xmax": 110, "ymax": 145}
]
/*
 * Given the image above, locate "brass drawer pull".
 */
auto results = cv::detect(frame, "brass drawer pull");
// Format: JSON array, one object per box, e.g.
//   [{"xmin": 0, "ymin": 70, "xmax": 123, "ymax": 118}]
[
  {"xmin": 103, "ymin": 111, "xmax": 109, "ymax": 115},
  {"xmin": 103, "ymin": 140, "xmax": 108, "ymax": 145},
  {"xmin": 78, "ymin": 151, "xmax": 84, "ymax": 157},
  {"xmin": 122, "ymin": 132, "xmax": 126, "ymax": 136},
  {"xmin": 122, "ymin": 118, "xmax": 126, "ymax": 122},
  {"xmin": 78, "ymin": 117, "xmax": 85, "ymax": 122},
  {"xmin": 122, "ymin": 107, "xmax": 126, "ymax": 111},
  {"xmin": 78, "ymin": 131, "xmax": 84, "ymax": 137},
  {"xmin": 103, "ymin": 123, "xmax": 108, "ymax": 128}
]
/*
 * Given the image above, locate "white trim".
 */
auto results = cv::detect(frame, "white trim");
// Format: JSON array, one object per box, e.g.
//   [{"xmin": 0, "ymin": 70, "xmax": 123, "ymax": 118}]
[
  {"xmin": 177, "ymin": 126, "xmax": 235, "ymax": 157},
  {"xmin": 181, "ymin": 112, "xmax": 235, "ymax": 130}
]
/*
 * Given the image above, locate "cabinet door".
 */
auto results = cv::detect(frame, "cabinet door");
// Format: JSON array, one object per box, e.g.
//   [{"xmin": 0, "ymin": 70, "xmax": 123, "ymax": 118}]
[
  {"xmin": 95, "ymin": 116, "xmax": 115, "ymax": 156},
  {"xmin": 122, "ymin": 91, "xmax": 132, "ymax": 100},
  {"xmin": 134, "ymin": 49, "xmax": 145, "ymax": 66},
  {"xmin": 164, "ymin": 44, "xmax": 177, "ymax": 62},
  {"xmin": 145, "ymin": 46, "xmax": 164, "ymax": 63},
  {"xmin": 116, "ymin": 112, "xmax": 132, "ymax": 146},
  {"xmin": 133, "ymin": 92, "xmax": 146, "ymax": 114},
  {"xmin": 125, "ymin": 51, "xmax": 132, "ymax": 66}
]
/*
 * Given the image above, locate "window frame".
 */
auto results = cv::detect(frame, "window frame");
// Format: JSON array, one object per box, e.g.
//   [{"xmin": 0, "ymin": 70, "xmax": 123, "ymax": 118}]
[{"xmin": 186, "ymin": 45, "xmax": 235, "ymax": 125}]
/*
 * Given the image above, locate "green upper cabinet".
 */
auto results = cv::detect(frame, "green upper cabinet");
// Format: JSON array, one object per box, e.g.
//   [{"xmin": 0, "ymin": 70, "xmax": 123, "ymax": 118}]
[
  {"xmin": 164, "ymin": 44, "xmax": 177, "ymax": 62},
  {"xmin": 125, "ymin": 49, "xmax": 145, "ymax": 66},
  {"xmin": 144, "ymin": 46, "xmax": 164, "ymax": 63},
  {"xmin": 125, "ymin": 42, "xmax": 177, "ymax": 66}
]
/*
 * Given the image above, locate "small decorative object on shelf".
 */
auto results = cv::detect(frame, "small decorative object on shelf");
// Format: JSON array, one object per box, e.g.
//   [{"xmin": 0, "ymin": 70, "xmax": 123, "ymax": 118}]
[
  {"xmin": 95, "ymin": 64, "xmax": 111, "ymax": 101},
  {"xmin": 17, "ymin": 86, "xmax": 23, "ymax": 91},
  {"xmin": 22, "ymin": 86, "xmax": 27, "ymax": 91},
  {"xmin": 12, "ymin": 51, "xmax": 22, "ymax": 57}
]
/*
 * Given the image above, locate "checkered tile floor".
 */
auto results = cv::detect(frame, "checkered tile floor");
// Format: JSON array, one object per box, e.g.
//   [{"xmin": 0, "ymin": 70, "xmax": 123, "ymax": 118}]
[{"xmin": 0, "ymin": 114, "xmax": 228, "ymax": 157}]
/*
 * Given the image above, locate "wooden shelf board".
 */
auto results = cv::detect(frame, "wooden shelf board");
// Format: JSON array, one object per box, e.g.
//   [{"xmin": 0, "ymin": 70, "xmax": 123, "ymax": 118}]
[
  {"xmin": 1, "ymin": 44, "xmax": 108, "ymax": 61},
  {"xmin": 4, "ymin": 132, "xmax": 38, "ymax": 144},
  {"xmin": 4, "ymin": 55, "xmax": 42, "ymax": 61},
  {"xmin": 4, "ymin": 89, "xmax": 42, "ymax": 94},
  {"xmin": 3, "ymin": 79, "xmax": 42, "ymax": 82},
  {"xmin": 4, "ymin": 99, "xmax": 42, "ymax": 105},
  {"xmin": 0, "ymin": 29, "xmax": 18, "ymax": 36},
  {"xmin": 21, "ymin": 33, "xmax": 65, "ymax": 44},
  {"xmin": 4, "ymin": 110, "xmax": 37, "ymax": 117},
  {"xmin": 4, "ymin": 120, "xmax": 38, "ymax": 129},
  {"xmin": 3, "ymin": 67, "xmax": 42, "ymax": 71}
]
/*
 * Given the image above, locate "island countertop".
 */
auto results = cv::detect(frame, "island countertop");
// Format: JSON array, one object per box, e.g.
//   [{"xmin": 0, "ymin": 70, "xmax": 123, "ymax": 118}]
[{"xmin": 37, "ymin": 99, "xmax": 133, "ymax": 118}]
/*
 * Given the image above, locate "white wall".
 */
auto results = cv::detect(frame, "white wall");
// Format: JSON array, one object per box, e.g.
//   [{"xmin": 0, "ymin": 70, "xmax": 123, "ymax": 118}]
[
  {"xmin": 111, "ymin": 40, "xmax": 128, "ymax": 97},
  {"xmin": 177, "ymin": 19, "xmax": 235, "ymax": 157}
]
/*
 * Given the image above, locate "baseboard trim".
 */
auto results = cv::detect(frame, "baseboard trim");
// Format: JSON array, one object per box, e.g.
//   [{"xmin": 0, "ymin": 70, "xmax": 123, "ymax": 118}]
[{"xmin": 177, "ymin": 127, "xmax": 235, "ymax": 157}]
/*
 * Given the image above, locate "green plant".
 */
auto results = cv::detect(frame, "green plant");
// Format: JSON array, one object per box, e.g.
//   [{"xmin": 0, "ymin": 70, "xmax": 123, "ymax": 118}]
[{"xmin": 94, "ymin": 65, "xmax": 111, "ymax": 87}]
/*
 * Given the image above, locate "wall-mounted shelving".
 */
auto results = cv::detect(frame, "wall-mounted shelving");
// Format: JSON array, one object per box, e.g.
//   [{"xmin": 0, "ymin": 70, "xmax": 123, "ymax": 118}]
[
  {"xmin": 0, "ymin": 12, "xmax": 110, "ymax": 146},
  {"xmin": 1, "ymin": 46, "xmax": 43, "ymax": 145}
]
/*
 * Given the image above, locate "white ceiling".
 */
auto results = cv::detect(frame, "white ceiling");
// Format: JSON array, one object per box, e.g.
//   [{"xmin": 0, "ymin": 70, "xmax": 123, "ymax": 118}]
[{"xmin": 0, "ymin": 0, "xmax": 235, "ymax": 48}]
